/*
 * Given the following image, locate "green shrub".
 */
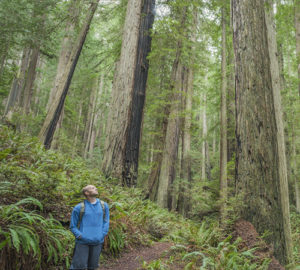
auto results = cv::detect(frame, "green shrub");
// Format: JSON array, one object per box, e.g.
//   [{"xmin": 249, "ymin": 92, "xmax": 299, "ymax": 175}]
[{"xmin": 0, "ymin": 197, "xmax": 73, "ymax": 270}]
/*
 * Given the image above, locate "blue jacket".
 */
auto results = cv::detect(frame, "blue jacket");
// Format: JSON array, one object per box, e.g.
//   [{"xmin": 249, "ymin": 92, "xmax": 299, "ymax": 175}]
[{"xmin": 70, "ymin": 199, "xmax": 109, "ymax": 245}]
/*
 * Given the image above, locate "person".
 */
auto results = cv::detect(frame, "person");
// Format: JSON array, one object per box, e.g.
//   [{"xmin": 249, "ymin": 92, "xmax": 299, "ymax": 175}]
[{"xmin": 69, "ymin": 185, "xmax": 109, "ymax": 270}]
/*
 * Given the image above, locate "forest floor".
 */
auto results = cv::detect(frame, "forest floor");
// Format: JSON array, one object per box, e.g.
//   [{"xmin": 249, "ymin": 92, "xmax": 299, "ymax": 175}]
[
  {"xmin": 99, "ymin": 220, "xmax": 285, "ymax": 270},
  {"xmin": 100, "ymin": 241, "xmax": 184, "ymax": 270},
  {"xmin": 233, "ymin": 220, "xmax": 284, "ymax": 270}
]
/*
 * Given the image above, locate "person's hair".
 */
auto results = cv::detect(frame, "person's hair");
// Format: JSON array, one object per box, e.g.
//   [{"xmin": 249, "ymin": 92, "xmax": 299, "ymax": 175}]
[{"xmin": 82, "ymin": 185, "xmax": 91, "ymax": 197}]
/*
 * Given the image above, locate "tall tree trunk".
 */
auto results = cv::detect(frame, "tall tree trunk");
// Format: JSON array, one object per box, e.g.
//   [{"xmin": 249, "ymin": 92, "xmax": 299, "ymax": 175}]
[
  {"xmin": 295, "ymin": 0, "xmax": 300, "ymax": 96},
  {"xmin": 201, "ymin": 94, "xmax": 211, "ymax": 180},
  {"xmin": 156, "ymin": 60, "xmax": 182, "ymax": 209},
  {"xmin": 156, "ymin": 8, "xmax": 188, "ymax": 206},
  {"xmin": 33, "ymin": 60, "xmax": 45, "ymax": 116},
  {"xmin": 177, "ymin": 65, "xmax": 193, "ymax": 217},
  {"xmin": 232, "ymin": 0, "xmax": 292, "ymax": 264},
  {"xmin": 265, "ymin": 3, "xmax": 293, "ymax": 262},
  {"xmin": 72, "ymin": 101, "xmax": 82, "ymax": 158},
  {"xmin": 22, "ymin": 47, "xmax": 40, "ymax": 115},
  {"xmin": 147, "ymin": 62, "xmax": 169, "ymax": 201},
  {"xmin": 4, "ymin": 48, "xmax": 30, "ymax": 118},
  {"xmin": 88, "ymin": 74, "xmax": 104, "ymax": 157},
  {"xmin": 123, "ymin": 0, "xmax": 156, "ymax": 186},
  {"xmin": 220, "ymin": 5, "xmax": 228, "ymax": 223},
  {"xmin": 227, "ymin": 49, "xmax": 235, "ymax": 163},
  {"xmin": 45, "ymin": 0, "xmax": 81, "ymax": 150},
  {"xmin": 47, "ymin": 0, "xmax": 80, "ymax": 110},
  {"xmin": 38, "ymin": 0, "xmax": 100, "ymax": 149},
  {"xmin": 101, "ymin": 0, "xmax": 155, "ymax": 187},
  {"xmin": 84, "ymin": 78, "xmax": 98, "ymax": 158}
]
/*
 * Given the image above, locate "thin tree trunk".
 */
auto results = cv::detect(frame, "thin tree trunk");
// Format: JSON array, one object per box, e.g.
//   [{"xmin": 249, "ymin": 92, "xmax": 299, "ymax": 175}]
[
  {"xmin": 155, "ymin": 10, "xmax": 188, "ymax": 206},
  {"xmin": 4, "ymin": 48, "xmax": 30, "ymax": 118},
  {"xmin": 201, "ymin": 94, "xmax": 210, "ymax": 180},
  {"xmin": 212, "ymin": 126, "xmax": 216, "ymax": 155},
  {"xmin": 177, "ymin": 66, "xmax": 193, "ymax": 217},
  {"xmin": 33, "ymin": 59, "xmax": 44, "ymax": 116},
  {"xmin": 220, "ymin": 5, "xmax": 228, "ymax": 223},
  {"xmin": 22, "ymin": 47, "xmax": 40, "ymax": 115},
  {"xmin": 295, "ymin": 0, "xmax": 300, "ymax": 96},
  {"xmin": 89, "ymin": 74, "xmax": 104, "ymax": 157},
  {"xmin": 147, "ymin": 62, "xmax": 169, "ymax": 201},
  {"xmin": 227, "ymin": 47, "xmax": 235, "ymax": 163},
  {"xmin": 147, "ymin": 116, "xmax": 168, "ymax": 200},
  {"xmin": 157, "ymin": 61, "xmax": 182, "ymax": 209},
  {"xmin": 88, "ymin": 113, "xmax": 98, "ymax": 157},
  {"xmin": 38, "ymin": 0, "xmax": 100, "ymax": 149},
  {"xmin": 84, "ymin": 78, "xmax": 98, "ymax": 158},
  {"xmin": 232, "ymin": 0, "xmax": 292, "ymax": 263},
  {"xmin": 72, "ymin": 102, "xmax": 82, "ymax": 158}
]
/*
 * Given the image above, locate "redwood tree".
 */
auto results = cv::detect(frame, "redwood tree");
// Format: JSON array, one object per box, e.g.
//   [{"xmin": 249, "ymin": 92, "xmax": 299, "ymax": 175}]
[
  {"xmin": 101, "ymin": 0, "xmax": 156, "ymax": 187},
  {"xmin": 39, "ymin": 0, "xmax": 100, "ymax": 149},
  {"xmin": 232, "ymin": 0, "xmax": 292, "ymax": 264}
]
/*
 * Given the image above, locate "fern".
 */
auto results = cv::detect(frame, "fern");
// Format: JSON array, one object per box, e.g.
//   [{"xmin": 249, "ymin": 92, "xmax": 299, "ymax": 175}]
[{"xmin": 0, "ymin": 198, "xmax": 73, "ymax": 270}]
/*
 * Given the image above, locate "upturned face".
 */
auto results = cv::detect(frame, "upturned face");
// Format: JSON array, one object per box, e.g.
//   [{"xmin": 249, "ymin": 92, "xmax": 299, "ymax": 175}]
[{"xmin": 85, "ymin": 185, "xmax": 98, "ymax": 197}]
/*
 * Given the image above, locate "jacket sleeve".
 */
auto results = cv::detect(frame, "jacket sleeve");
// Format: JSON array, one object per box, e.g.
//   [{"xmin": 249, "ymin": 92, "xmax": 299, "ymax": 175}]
[
  {"xmin": 69, "ymin": 206, "xmax": 82, "ymax": 239},
  {"xmin": 102, "ymin": 202, "xmax": 110, "ymax": 237}
]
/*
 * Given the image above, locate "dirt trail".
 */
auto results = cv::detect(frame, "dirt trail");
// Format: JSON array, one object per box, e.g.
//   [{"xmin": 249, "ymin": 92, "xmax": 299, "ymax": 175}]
[{"xmin": 100, "ymin": 242, "xmax": 177, "ymax": 270}]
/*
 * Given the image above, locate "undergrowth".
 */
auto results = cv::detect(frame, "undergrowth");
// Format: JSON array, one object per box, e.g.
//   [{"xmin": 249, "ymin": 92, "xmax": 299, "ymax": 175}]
[{"xmin": 1, "ymin": 125, "xmax": 299, "ymax": 269}]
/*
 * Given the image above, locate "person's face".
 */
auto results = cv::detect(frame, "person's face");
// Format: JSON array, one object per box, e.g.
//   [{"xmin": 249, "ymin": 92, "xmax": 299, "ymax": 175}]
[{"xmin": 85, "ymin": 185, "xmax": 98, "ymax": 197}]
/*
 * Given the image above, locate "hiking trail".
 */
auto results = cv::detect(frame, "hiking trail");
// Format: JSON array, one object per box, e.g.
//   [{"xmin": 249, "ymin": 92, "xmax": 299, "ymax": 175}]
[{"xmin": 99, "ymin": 241, "xmax": 183, "ymax": 270}]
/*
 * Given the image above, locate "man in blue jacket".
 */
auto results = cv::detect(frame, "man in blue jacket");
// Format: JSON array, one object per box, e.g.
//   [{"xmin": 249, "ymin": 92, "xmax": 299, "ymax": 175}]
[{"xmin": 69, "ymin": 185, "xmax": 109, "ymax": 270}]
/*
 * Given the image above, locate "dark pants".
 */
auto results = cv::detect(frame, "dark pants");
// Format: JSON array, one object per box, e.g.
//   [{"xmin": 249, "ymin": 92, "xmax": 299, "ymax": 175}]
[{"xmin": 70, "ymin": 242, "xmax": 103, "ymax": 270}]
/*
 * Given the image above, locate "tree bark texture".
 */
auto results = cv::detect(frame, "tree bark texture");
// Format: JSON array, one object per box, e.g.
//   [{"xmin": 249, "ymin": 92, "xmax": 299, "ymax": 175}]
[
  {"xmin": 122, "ymin": 0, "xmax": 156, "ymax": 187},
  {"xmin": 47, "ymin": 0, "xmax": 81, "ymax": 110},
  {"xmin": 201, "ymin": 94, "xmax": 211, "ymax": 181},
  {"xmin": 177, "ymin": 66, "xmax": 193, "ymax": 217},
  {"xmin": 147, "ymin": 60, "xmax": 169, "ymax": 201},
  {"xmin": 84, "ymin": 78, "xmax": 99, "ymax": 158},
  {"xmin": 88, "ymin": 74, "xmax": 105, "ymax": 157},
  {"xmin": 220, "ymin": 5, "xmax": 228, "ymax": 223},
  {"xmin": 265, "ymin": 3, "xmax": 293, "ymax": 262},
  {"xmin": 156, "ymin": 57, "xmax": 183, "ymax": 209},
  {"xmin": 4, "ymin": 48, "xmax": 30, "ymax": 118},
  {"xmin": 22, "ymin": 47, "xmax": 40, "ymax": 115},
  {"xmin": 101, "ymin": 0, "xmax": 155, "ymax": 187},
  {"xmin": 72, "ymin": 101, "xmax": 82, "ymax": 158},
  {"xmin": 232, "ymin": 0, "xmax": 292, "ymax": 264},
  {"xmin": 147, "ymin": 108, "xmax": 169, "ymax": 201},
  {"xmin": 38, "ymin": 0, "xmax": 100, "ymax": 149}
]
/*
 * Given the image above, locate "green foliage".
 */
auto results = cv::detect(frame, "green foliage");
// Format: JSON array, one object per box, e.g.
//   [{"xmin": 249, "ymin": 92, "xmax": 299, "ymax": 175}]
[
  {"xmin": 1, "ymin": 124, "xmax": 297, "ymax": 269},
  {"xmin": 289, "ymin": 210, "xmax": 300, "ymax": 266},
  {"xmin": 0, "ymin": 197, "xmax": 73, "ymax": 270},
  {"xmin": 141, "ymin": 259, "xmax": 167, "ymax": 270}
]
